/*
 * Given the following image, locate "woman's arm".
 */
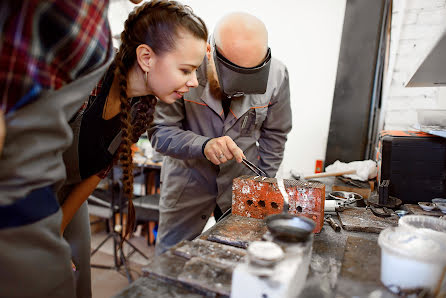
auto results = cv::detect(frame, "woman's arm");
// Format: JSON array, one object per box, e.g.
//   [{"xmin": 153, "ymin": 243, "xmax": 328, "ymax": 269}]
[
  {"xmin": 0, "ymin": 109, "xmax": 5, "ymax": 157},
  {"xmin": 60, "ymin": 174, "xmax": 101, "ymax": 234}
]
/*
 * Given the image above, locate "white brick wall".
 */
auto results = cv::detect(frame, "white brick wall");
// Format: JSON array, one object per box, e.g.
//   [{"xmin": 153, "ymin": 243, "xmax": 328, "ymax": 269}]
[{"xmin": 383, "ymin": 0, "xmax": 446, "ymax": 130}]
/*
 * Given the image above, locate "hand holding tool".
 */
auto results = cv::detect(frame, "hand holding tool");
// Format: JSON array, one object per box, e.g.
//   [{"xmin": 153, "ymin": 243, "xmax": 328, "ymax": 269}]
[{"xmin": 217, "ymin": 159, "xmax": 267, "ymax": 223}]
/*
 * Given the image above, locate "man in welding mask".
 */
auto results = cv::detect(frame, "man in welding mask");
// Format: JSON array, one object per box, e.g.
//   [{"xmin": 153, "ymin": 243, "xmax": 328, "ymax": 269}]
[{"xmin": 148, "ymin": 12, "xmax": 292, "ymax": 255}]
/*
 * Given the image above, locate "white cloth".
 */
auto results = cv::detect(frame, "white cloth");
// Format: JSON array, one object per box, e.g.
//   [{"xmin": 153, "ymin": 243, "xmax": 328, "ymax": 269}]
[{"xmin": 325, "ymin": 160, "xmax": 377, "ymax": 181}]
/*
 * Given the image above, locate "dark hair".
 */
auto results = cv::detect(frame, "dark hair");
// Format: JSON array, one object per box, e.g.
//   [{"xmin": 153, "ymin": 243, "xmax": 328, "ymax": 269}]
[{"xmin": 114, "ymin": 0, "xmax": 208, "ymax": 238}]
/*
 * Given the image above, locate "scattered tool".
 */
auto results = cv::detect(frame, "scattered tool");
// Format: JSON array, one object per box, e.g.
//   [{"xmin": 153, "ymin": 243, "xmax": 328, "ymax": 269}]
[
  {"xmin": 242, "ymin": 158, "xmax": 268, "ymax": 177},
  {"xmin": 336, "ymin": 176, "xmax": 369, "ymax": 188},
  {"xmin": 325, "ymin": 191, "xmax": 362, "ymax": 212},
  {"xmin": 325, "ymin": 215, "xmax": 341, "ymax": 232},
  {"xmin": 368, "ymin": 206, "xmax": 394, "ymax": 218},
  {"xmin": 368, "ymin": 179, "xmax": 402, "ymax": 208},
  {"xmin": 378, "ymin": 180, "xmax": 389, "ymax": 205},
  {"xmin": 324, "ymin": 200, "xmax": 345, "ymax": 212}
]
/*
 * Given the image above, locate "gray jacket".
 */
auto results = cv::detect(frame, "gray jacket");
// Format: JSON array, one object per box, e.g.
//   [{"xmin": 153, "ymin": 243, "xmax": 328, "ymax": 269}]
[{"xmin": 148, "ymin": 57, "xmax": 291, "ymax": 211}]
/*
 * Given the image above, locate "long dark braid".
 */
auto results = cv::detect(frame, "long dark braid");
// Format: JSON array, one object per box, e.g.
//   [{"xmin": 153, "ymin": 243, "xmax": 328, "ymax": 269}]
[
  {"xmin": 114, "ymin": 0, "xmax": 208, "ymax": 238},
  {"xmin": 130, "ymin": 96, "xmax": 157, "ymax": 143}
]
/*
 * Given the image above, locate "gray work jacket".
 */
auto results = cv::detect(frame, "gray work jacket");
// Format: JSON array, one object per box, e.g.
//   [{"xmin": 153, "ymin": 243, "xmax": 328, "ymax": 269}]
[{"xmin": 148, "ymin": 57, "xmax": 292, "ymax": 211}]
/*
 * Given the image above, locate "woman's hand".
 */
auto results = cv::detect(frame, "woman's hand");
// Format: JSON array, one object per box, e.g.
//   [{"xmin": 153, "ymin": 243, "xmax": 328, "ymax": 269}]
[{"xmin": 204, "ymin": 136, "xmax": 245, "ymax": 165}]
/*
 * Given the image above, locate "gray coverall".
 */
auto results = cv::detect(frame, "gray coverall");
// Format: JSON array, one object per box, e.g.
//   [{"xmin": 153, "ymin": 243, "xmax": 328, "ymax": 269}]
[
  {"xmin": 148, "ymin": 57, "xmax": 292, "ymax": 255},
  {"xmin": 0, "ymin": 58, "xmax": 112, "ymax": 297}
]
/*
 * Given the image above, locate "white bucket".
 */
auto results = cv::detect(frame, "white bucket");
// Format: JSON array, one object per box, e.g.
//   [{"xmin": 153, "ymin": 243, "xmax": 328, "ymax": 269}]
[
  {"xmin": 398, "ymin": 215, "xmax": 446, "ymax": 242},
  {"xmin": 378, "ymin": 227, "xmax": 446, "ymax": 293}
]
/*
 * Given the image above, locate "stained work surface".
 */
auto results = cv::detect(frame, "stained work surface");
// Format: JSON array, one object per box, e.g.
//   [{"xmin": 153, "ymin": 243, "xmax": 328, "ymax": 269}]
[
  {"xmin": 337, "ymin": 207, "xmax": 398, "ymax": 233},
  {"xmin": 403, "ymin": 204, "xmax": 444, "ymax": 217},
  {"xmin": 340, "ymin": 236, "xmax": 380, "ymax": 283},
  {"xmin": 141, "ymin": 216, "xmax": 264, "ymax": 297},
  {"xmin": 142, "ymin": 251, "xmax": 229, "ymax": 297},
  {"xmin": 173, "ymin": 239, "xmax": 246, "ymax": 267},
  {"xmin": 200, "ymin": 214, "xmax": 267, "ymax": 248},
  {"xmin": 114, "ymin": 276, "xmax": 203, "ymax": 298},
  {"xmin": 232, "ymin": 175, "xmax": 325, "ymax": 232},
  {"xmin": 177, "ymin": 257, "xmax": 232, "ymax": 297}
]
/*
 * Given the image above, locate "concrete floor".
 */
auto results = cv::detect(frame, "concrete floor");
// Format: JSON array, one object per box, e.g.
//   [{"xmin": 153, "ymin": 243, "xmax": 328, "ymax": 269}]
[
  {"xmin": 90, "ymin": 230, "xmax": 155, "ymax": 298},
  {"xmin": 89, "ymin": 216, "xmax": 216, "ymax": 298}
]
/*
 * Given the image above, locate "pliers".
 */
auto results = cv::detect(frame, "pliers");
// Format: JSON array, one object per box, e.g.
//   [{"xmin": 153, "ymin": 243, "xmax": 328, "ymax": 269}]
[{"xmin": 241, "ymin": 158, "xmax": 268, "ymax": 177}]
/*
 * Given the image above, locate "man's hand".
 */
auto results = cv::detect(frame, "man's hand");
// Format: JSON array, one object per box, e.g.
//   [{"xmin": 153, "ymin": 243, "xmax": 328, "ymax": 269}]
[
  {"xmin": 0, "ymin": 110, "xmax": 5, "ymax": 157},
  {"xmin": 204, "ymin": 136, "xmax": 245, "ymax": 165}
]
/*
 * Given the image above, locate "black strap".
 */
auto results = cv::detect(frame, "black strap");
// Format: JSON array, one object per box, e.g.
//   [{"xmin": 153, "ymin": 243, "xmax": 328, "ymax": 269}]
[
  {"xmin": 0, "ymin": 187, "xmax": 59, "ymax": 229},
  {"xmin": 222, "ymin": 97, "xmax": 231, "ymax": 117}
]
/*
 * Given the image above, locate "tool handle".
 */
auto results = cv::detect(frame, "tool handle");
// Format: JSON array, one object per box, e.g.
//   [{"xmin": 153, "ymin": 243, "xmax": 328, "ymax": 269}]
[
  {"xmin": 325, "ymin": 216, "xmax": 341, "ymax": 232},
  {"xmin": 304, "ymin": 169, "xmax": 356, "ymax": 179}
]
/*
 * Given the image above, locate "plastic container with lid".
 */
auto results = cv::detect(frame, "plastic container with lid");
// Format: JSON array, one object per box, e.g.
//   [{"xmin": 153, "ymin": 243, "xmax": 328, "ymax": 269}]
[
  {"xmin": 232, "ymin": 240, "xmax": 312, "ymax": 298},
  {"xmin": 398, "ymin": 215, "xmax": 446, "ymax": 242},
  {"xmin": 378, "ymin": 227, "xmax": 446, "ymax": 293}
]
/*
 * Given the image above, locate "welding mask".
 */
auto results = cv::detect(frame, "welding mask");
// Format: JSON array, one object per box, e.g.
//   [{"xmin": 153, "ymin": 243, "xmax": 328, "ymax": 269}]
[{"xmin": 210, "ymin": 35, "xmax": 272, "ymax": 98}]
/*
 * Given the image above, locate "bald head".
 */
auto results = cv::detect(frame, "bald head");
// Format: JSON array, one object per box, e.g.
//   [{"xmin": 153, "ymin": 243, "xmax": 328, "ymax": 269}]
[{"xmin": 214, "ymin": 12, "xmax": 268, "ymax": 68}]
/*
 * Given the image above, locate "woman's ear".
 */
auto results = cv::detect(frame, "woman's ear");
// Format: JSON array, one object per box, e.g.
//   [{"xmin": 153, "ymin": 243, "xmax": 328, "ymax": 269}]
[
  {"xmin": 136, "ymin": 44, "xmax": 154, "ymax": 73},
  {"xmin": 206, "ymin": 43, "xmax": 211, "ymax": 60}
]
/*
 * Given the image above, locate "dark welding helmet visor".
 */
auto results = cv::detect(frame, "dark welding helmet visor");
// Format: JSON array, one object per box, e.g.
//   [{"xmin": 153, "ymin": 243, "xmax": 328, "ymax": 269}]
[{"xmin": 211, "ymin": 35, "xmax": 271, "ymax": 98}]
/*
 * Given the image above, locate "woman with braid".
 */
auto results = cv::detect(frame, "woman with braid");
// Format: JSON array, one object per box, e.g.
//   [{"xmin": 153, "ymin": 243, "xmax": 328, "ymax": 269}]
[{"xmin": 57, "ymin": 1, "xmax": 207, "ymax": 296}]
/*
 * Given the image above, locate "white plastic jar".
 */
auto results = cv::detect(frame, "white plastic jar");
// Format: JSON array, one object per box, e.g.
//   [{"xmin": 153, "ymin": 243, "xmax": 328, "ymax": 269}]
[{"xmin": 378, "ymin": 226, "xmax": 446, "ymax": 293}]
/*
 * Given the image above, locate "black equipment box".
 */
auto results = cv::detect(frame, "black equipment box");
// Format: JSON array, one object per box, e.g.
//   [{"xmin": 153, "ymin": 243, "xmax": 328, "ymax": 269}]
[{"xmin": 376, "ymin": 130, "xmax": 446, "ymax": 203}]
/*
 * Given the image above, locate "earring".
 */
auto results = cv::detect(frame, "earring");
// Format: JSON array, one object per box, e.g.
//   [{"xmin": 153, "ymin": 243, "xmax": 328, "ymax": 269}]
[{"xmin": 145, "ymin": 71, "xmax": 148, "ymax": 83}]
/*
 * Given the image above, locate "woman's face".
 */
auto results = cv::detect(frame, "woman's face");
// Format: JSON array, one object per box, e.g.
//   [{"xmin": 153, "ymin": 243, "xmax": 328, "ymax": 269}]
[{"xmin": 146, "ymin": 31, "xmax": 207, "ymax": 104}]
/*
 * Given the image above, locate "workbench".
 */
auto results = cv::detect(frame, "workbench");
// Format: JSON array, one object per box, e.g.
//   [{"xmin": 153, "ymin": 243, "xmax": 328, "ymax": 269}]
[{"xmin": 114, "ymin": 211, "xmax": 399, "ymax": 298}]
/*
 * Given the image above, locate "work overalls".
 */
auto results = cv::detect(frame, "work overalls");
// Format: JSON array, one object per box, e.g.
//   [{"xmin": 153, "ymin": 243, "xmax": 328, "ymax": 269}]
[
  {"xmin": 149, "ymin": 56, "xmax": 292, "ymax": 255},
  {"xmin": 0, "ymin": 57, "xmax": 112, "ymax": 298},
  {"xmin": 57, "ymin": 65, "xmax": 123, "ymax": 298}
]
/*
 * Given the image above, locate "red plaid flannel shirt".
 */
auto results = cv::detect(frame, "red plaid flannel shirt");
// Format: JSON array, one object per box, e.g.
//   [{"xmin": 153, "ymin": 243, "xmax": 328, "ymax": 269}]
[{"xmin": 0, "ymin": 0, "xmax": 113, "ymax": 114}]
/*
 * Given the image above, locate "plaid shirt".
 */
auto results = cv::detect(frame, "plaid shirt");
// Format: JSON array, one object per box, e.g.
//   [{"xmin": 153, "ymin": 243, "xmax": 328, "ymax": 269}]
[{"xmin": 0, "ymin": 0, "xmax": 113, "ymax": 114}]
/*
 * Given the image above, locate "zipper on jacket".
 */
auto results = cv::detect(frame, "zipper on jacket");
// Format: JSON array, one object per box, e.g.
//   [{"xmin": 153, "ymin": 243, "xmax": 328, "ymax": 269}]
[{"xmin": 241, "ymin": 115, "xmax": 248, "ymax": 129}]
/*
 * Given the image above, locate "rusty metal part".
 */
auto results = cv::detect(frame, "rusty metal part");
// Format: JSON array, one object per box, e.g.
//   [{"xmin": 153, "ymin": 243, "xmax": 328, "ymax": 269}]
[
  {"xmin": 232, "ymin": 175, "xmax": 325, "ymax": 233},
  {"xmin": 369, "ymin": 206, "xmax": 393, "ymax": 218},
  {"xmin": 325, "ymin": 215, "xmax": 341, "ymax": 232}
]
